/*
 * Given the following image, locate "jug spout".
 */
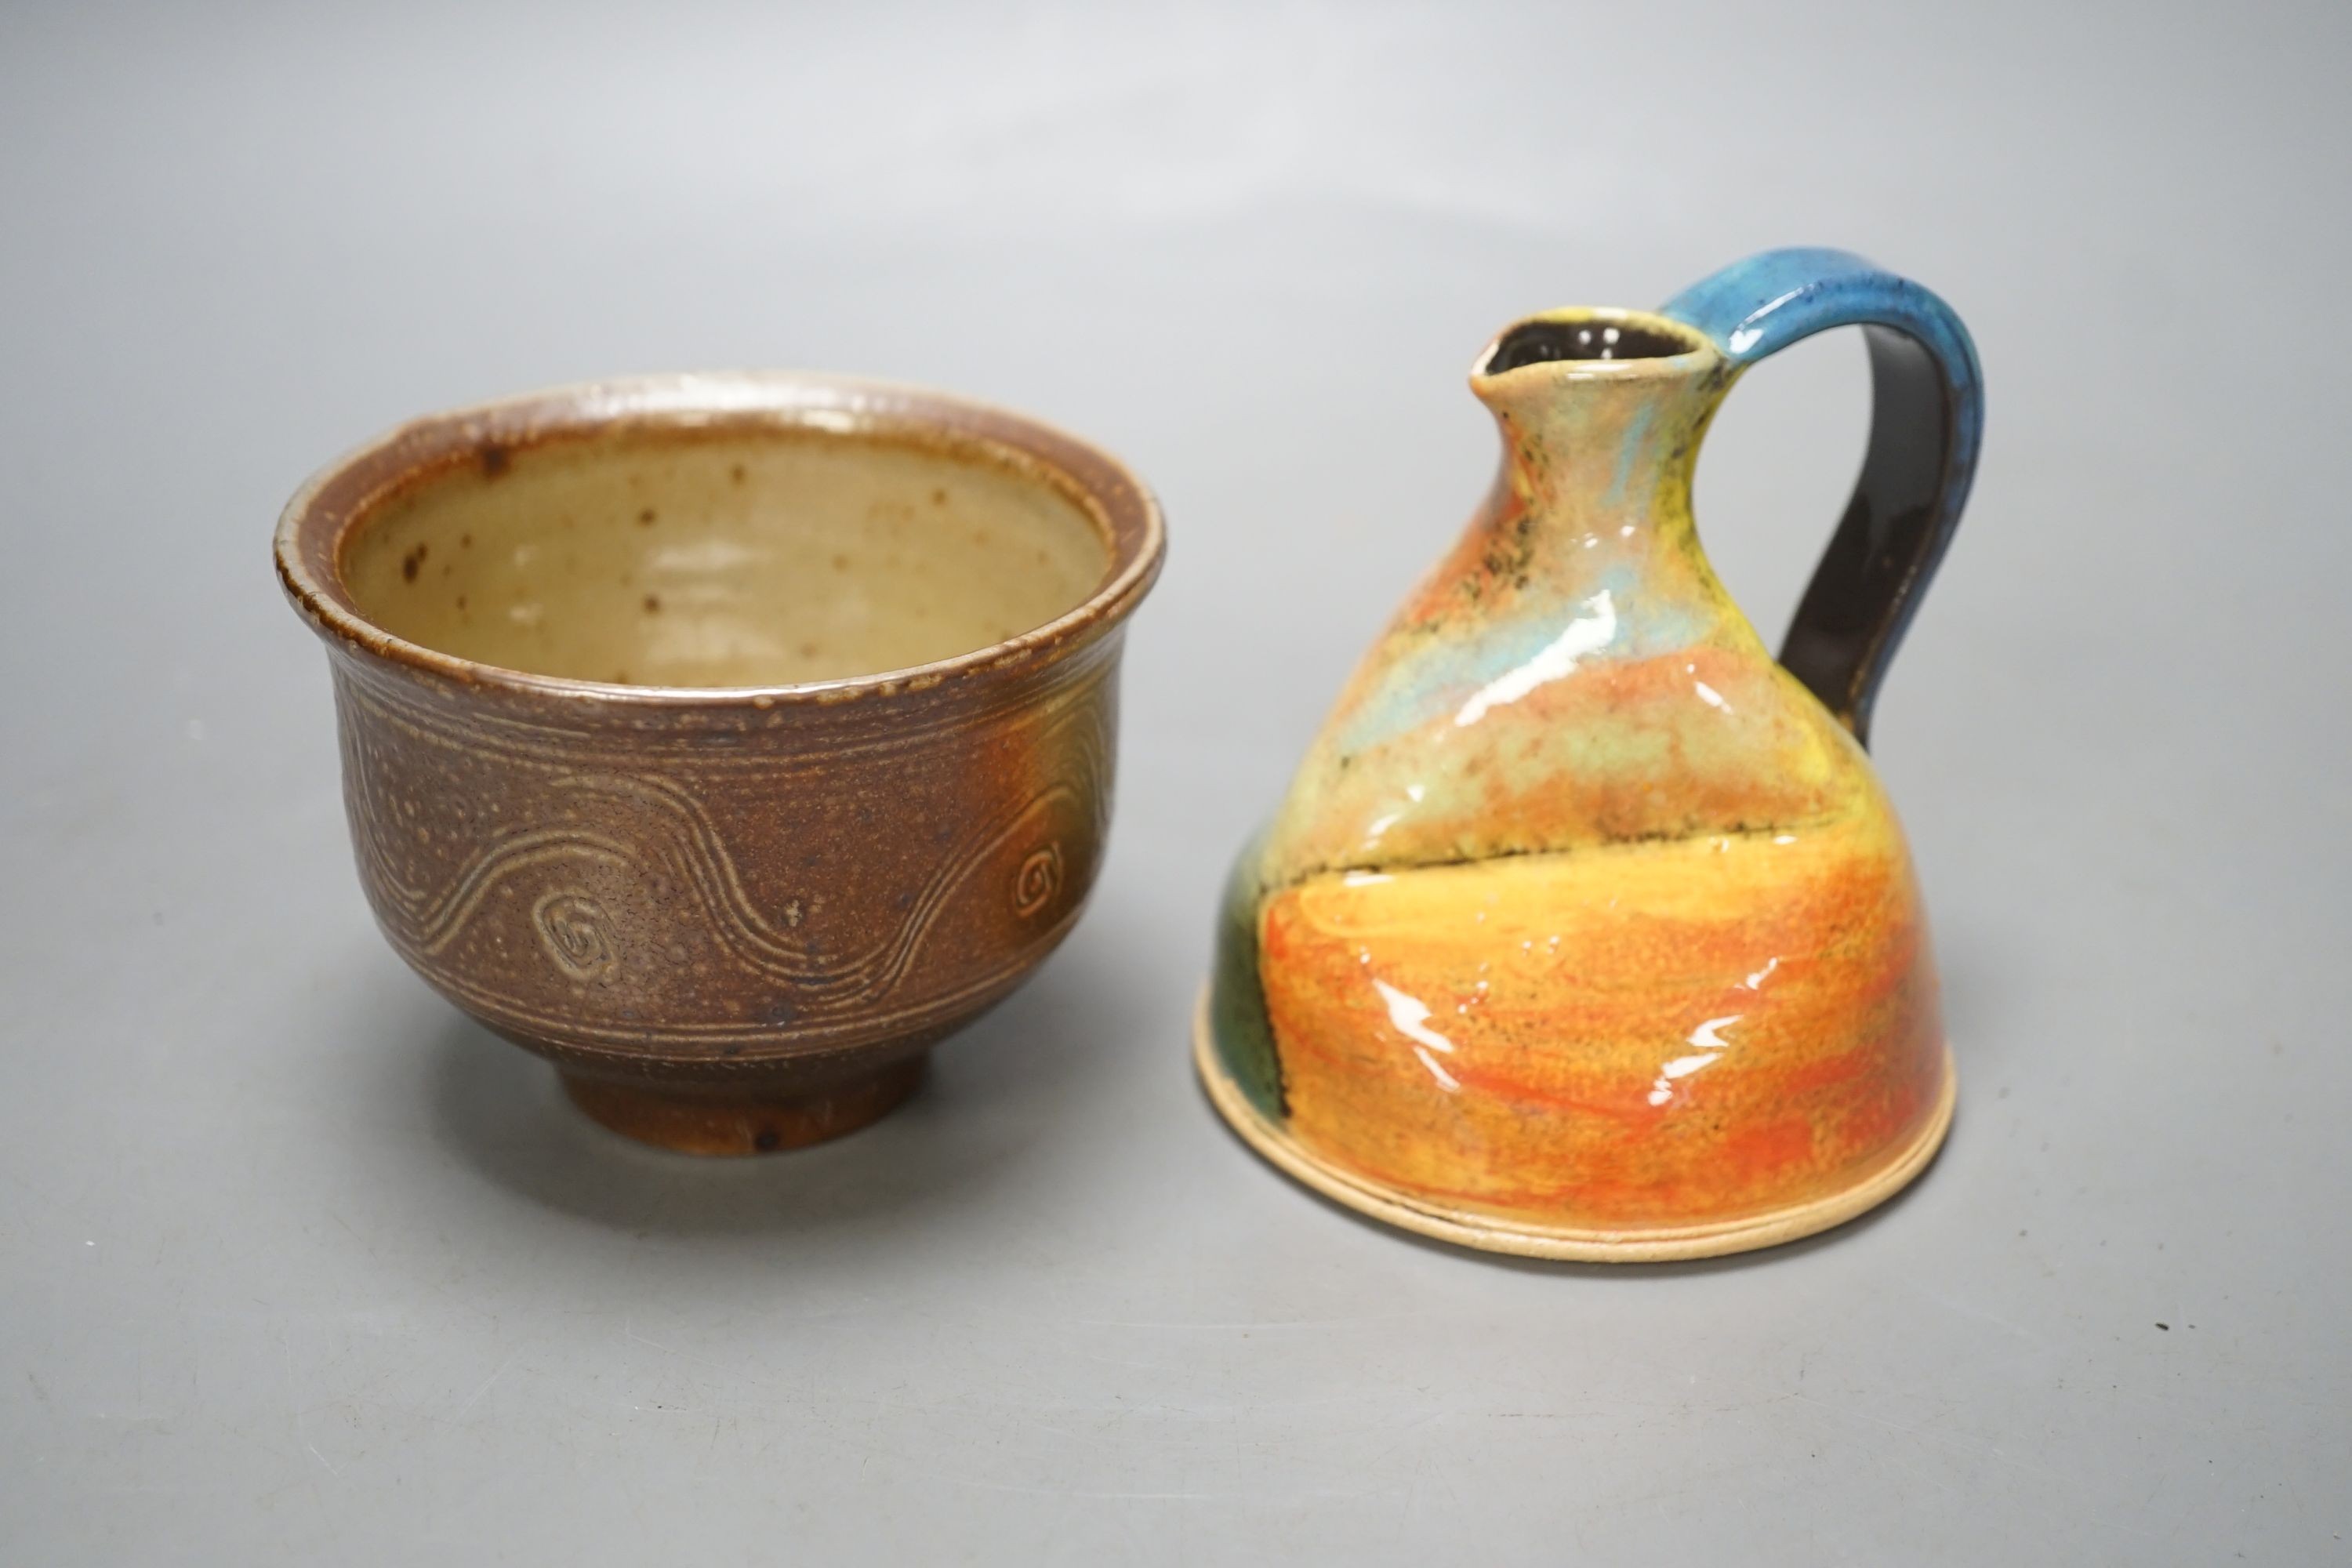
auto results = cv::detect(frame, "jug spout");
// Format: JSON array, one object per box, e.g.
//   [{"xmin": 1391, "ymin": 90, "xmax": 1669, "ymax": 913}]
[{"xmin": 1470, "ymin": 307, "xmax": 1727, "ymax": 532}]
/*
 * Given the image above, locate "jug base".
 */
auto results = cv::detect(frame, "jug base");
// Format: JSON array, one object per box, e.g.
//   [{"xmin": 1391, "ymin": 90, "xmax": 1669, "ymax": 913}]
[{"xmin": 1192, "ymin": 986, "xmax": 1954, "ymax": 1262}]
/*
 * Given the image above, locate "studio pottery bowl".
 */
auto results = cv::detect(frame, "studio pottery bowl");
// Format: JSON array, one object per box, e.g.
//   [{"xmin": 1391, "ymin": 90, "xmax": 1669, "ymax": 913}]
[{"xmin": 277, "ymin": 374, "xmax": 1163, "ymax": 1153}]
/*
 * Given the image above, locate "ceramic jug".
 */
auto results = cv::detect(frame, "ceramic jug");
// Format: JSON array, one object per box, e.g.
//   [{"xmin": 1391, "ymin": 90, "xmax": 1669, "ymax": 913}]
[{"xmin": 1200, "ymin": 249, "xmax": 1983, "ymax": 1260}]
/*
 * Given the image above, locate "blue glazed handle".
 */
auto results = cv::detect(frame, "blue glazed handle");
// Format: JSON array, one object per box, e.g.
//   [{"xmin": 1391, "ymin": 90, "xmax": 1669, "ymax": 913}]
[{"xmin": 1661, "ymin": 248, "xmax": 1984, "ymax": 745}]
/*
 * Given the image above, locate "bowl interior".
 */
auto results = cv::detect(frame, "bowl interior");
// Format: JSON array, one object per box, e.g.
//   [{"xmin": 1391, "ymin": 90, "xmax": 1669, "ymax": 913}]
[{"xmin": 339, "ymin": 426, "xmax": 1112, "ymax": 687}]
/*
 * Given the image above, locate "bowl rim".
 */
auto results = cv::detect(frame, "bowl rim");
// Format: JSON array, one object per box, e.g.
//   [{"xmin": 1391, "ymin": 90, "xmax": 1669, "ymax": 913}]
[{"xmin": 273, "ymin": 370, "xmax": 1166, "ymax": 708}]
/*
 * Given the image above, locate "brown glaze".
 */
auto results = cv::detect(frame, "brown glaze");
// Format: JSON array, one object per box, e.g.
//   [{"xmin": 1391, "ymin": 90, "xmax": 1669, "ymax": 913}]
[
  {"xmin": 561, "ymin": 1058, "xmax": 928, "ymax": 1156},
  {"xmin": 277, "ymin": 374, "xmax": 1163, "ymax": 1154}
]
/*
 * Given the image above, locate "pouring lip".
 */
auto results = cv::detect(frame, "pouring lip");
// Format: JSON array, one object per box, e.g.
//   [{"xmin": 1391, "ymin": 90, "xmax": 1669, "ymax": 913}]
[{"xmin": 1470, "ymin": 307, "xmax": 1719, "ymax": 386}]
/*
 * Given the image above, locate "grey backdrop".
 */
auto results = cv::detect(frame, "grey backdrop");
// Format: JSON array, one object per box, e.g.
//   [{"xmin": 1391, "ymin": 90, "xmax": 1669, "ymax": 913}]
[{"xmin": 3, "ymin": 2, "xmax": 2346, "ymax": 1562}]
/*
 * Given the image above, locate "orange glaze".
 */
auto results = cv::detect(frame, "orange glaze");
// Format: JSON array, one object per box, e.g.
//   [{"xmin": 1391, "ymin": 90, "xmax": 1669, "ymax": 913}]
[{"xmin": 1257, "ymin": 810, "xmax": 1944, "ymax": 1229}]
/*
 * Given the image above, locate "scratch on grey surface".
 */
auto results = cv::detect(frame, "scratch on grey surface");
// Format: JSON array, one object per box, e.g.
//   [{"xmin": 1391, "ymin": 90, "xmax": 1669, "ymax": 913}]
[
  {"xmin": 1013, "ymin": 1421, "xmax": 1095, "ymax": 1442},
  {"xmin": 1917, "ymin": 1286, "xmax": 2045, "ymax": 1342},
  {"xmin": 1069, "ymin": 1314, "xmax": 1438, "ymax": 1330},
  {"xmin": 298, "ymin": 1424, "xmax": 340, "ymax": 1477},
  {"xmin": 453, "ymin": 1351, "xmax": 514, "ymax": 1419},
  {"xmin": 1784, "ymin": 1388, "xmax": 1929, "ymax": 1435},
  {"xmin": 1079, "ymin": 1351, "xmax": 1195, "ymax": 1372},
  {"xmin": 623, "ymin": 1316, "xmax": 673, "ymax": 1352},
  {"xmin": 325, "ymin": 1207, "xmax": 383, "ymax": 1263},
  {"xmin": 616, "ymin": 1316, "xmax": 673, "ymax": 1363},
  {"xmin": 622, "ymin": 1313, "xmax": 721, "ymax": 1367},
  {"xmin": 949, "ymin": 1479, "xmax": 1219, "ymax": 1501},
  {"xmin": 278, "ymin": 1338, "xmax": 339, "ymax": 1479},
  {"xmin": 1345, "ymin": 1407, "xmax": 1459, "ymax": 1502}
]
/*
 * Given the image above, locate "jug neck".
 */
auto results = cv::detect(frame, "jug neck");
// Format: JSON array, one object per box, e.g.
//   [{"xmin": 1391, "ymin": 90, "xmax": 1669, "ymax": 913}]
[{"xmin": 1469, "ymin": 309, "xmax": 1731, "ymax": 592}]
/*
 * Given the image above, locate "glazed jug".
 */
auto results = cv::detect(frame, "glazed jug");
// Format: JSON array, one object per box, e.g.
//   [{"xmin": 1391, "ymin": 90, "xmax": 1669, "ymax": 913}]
[{"xmin": 1199, "ymin": 249, "xmax": 1983, "ymax": 1260}]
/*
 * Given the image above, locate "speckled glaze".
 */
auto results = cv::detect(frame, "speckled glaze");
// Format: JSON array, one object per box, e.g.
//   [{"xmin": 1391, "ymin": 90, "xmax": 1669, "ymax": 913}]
[
  {"xmin": 279, "ymin": 374, "xmax": 1163, "ymax": 1155},
  {"xmin": 1202, "ymin": 251, "xmax": 1982, "ymax": 1258}
]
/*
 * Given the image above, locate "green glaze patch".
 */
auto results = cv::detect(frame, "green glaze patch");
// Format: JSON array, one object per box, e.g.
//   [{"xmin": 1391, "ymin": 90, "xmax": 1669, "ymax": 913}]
[{"xmin": 1209, "ymin": 835, "xmax": 1286, "ymax": 1120}]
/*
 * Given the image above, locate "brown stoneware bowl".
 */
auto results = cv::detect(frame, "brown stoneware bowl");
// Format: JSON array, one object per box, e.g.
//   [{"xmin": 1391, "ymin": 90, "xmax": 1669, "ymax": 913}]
[{"xmin": 276, "ymin": 374, "xmax": 1163, "ymax": 1154}]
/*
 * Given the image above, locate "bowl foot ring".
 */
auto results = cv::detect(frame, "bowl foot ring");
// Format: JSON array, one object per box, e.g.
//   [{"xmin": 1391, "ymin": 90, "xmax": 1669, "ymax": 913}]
[{"xmin": 561, "ymin": 1054, "xmax": 927, "ymax": 1156}]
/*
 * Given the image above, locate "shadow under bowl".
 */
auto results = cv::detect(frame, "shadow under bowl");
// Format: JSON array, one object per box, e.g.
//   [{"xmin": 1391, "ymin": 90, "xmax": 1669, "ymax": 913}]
[{"xmin": 276, "ymin": 373, "xmax": 1163, "ymax": 1154}]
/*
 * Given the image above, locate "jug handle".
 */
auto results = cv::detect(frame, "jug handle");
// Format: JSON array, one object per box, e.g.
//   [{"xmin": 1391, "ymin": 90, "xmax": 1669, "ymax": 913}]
[{"xmin": 1661, "ymin": 249, "xmax": 1984, "ymax": 746}]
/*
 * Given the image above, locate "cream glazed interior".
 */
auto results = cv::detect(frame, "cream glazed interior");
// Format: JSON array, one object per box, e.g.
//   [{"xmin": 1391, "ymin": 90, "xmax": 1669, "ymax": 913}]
[{"xmin": 340, "ymin": 426, "xmax": 1113, "ymax": 688}]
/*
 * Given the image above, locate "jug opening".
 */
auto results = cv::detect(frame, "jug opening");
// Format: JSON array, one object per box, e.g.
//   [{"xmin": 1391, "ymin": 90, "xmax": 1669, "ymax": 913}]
[{"xmin": 1483, "ymin": 317, "xmax": 1699, "ymax": 373}]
